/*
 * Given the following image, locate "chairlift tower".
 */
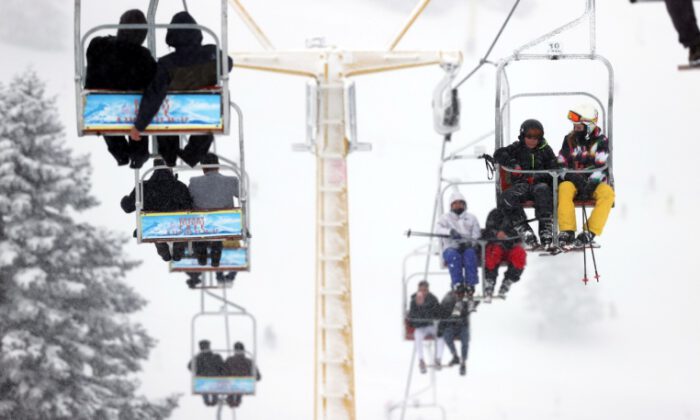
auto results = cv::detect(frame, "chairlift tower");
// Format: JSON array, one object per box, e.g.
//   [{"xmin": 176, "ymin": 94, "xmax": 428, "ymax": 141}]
[{"xmin": 228, "ymin": 1, "xmax": 461, "ymax": 419}]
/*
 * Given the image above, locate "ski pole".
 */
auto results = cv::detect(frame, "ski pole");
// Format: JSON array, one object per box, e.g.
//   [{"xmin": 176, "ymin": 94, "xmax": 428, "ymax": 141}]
[
  {"xmin": 581, "ymin": 208, "xmax": 589, "ymax": 285},
  {"xmin": 405, "ymin": 230, "xmax": 449, "ymax": 239},
  {"xmin": 582, "ymin": 206, "xmax": 601, "ymax": 282}
]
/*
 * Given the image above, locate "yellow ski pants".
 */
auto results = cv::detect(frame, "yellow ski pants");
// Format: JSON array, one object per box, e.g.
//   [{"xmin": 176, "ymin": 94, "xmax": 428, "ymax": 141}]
[{"xmin": 558, "ymin": 181, "xmax": 615, "ymax": 236}]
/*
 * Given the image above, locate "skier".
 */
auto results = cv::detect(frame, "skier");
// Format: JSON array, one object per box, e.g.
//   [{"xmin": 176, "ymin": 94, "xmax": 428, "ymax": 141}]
[
  {"xmin": 664, "ymin": 0, "xmax": 700, "ymax": 66},
  {"xmin": 188, "ymin": 340, "xmax": 225, "ymax": 407},
  {"xmin": 222, "ymin": 342, "xmax": 261, "ymax": 408},
  {"xmin": 556, "ymin": 104, "xmax": 615, "ymax": 246},
  {"xmin": 407, "ymin": 280, "xmax": 444, "ymax": 374},
  {"xmin": 84, "ymin": 9, "xmax": 155, "ymax": 168},
  {"xmin": 129, "ymin": 11, "xmax": 233, "ymax": 167},
  {"xmin": 437, "ymin": 285, "xmax": 473, "ymax": 376},
  {"xmin": 120, "ymin": 159, "xmax": 193, "ymax": 261},
  {"xmin": 436, "ymin": 190, "xmax": 481, "ymax": 295},
  {"xmin": 188, "ymin": 153, "xmax": 240, "ymax": 267},
  {"xmin": 480, "ymin": 207, "xmax": 528, "ymax": 300},
  {"xmin": 493, "ymin": 119, "xmax": 558, "ymax": 248}
]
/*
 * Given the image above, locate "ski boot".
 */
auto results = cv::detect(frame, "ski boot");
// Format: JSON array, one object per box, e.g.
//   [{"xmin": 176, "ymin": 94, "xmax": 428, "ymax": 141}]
[
  {"xmin": 557, "ymin": 230, "xmax": 575, "ymax": 246},
  {"xmin": 434, "ymin": 359, "xmax": 442, "ymax": 371},
  {"xmin": 574, "ymin": 231, "xmax": 595, "ymax": 247},
  {"xmin": 498, "ymin": 278, "xmax": 513, "ymax": 299},
  {"xmin": 186, "ymin": 272, "xmax": 202, "ymax": 289},
  {"xmin": 419, "ymin": 359, "xmax": 427, "ymax": 374},
  {"xmin": 539, "ymin": 220, "xmax": 553, "ymax": 250},
  {"xmin": 483, "ymin": 278, "xmax": 496, "ymax": 303},
  {"xmin": 690, "ymin": 43, "xmax": 700, "ymax": 67},
  {"xmin": 448, "ymin": 354, "xmax": 460, "ymax": 367},
  {"xmin": 465, "ymin": 284, "xmax": 475, "ymax": 301},
  {"xmin": 459, "ymin": 362, "xmax": 467, "ymax": 376},
  {"xmin": 515, "ymin": 224, "xmax": 538, "ymax": 248}
]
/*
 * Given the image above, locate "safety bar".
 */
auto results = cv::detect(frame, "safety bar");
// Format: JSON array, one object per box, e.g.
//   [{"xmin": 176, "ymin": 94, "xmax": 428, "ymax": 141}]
[
  {"xmin": 78, "ymin": 23, "xmax": 224, "ymax": 86},
  {"xmin": 495, "ymin": 54, "xmax": 615, "ymax": 180},
  {"xmin": 513, "ymin": 0, "xmax": 596, "ymax": 57},
  {"xmin": 497, "ymin": 164, "xmax": 610, "ymax": 247},
  {"xmin": 134, "ymin": 162, "xmax": 249, "ymax": 244}
]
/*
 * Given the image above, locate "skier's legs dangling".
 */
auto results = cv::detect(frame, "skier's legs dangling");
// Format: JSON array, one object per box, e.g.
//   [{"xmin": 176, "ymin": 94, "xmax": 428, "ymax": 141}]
[
  {"xmin": 586, "ymin": 183, "xmax": 615, "ymax": 236},
  {"xmin": 558, "ymin": 181, "xmax": 578, "ymax": 232}
]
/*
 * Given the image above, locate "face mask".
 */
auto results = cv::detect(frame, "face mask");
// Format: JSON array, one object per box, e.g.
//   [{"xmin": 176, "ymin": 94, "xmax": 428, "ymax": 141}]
[
  {"xmin": 452, "ymin": 207, "xmax": 465, "ymax": 216},
  {"xmin": 574, "ymin": 130, "xmax": 587, "ymax": 143}
]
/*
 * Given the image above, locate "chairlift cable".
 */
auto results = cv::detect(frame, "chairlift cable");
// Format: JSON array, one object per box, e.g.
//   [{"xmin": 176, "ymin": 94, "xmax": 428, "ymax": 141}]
[{"xmin": 454, "ymin": 0, "xmax": 521, "ymax": 89}]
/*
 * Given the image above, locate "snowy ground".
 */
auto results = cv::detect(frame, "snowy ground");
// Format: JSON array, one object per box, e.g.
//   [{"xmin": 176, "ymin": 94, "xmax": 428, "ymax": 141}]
[{"xmin": 2, "ymin": 0, "xmax": 699, "ymax": 419}]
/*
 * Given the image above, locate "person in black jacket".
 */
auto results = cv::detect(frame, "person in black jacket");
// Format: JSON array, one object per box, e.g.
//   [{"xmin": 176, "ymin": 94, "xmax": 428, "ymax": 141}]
[
  {"xmin": 129, "ymin": 11, "xmax": 233, "ymax": 167},
  {"xmin": 437, "ymin": 285, "xmax": 473, "ymax": 376},
  {"xmin": 222, "ymin": 342, "xmax": 261, "ymax": 408},
  {"xmin": 494, "ymin": 119, "xmax": 558, "ymax": 247},
  {"xmin": 84, "ymin": 9, "xmax": 156, "ymax": 168},
  {"xmin": 407, "ymin": 281, "xmax": 444, "ymax": 374},
  {"xmin": 481, "ymin": 207, "xmax": 528, "ymax": 301},
  {"xmin": 188, "ymin": 340, "xmax": 225, "ymax": 406},
  {"xmin": 121, "ymin": 159, "xmax": 192, "ymax": 261}
]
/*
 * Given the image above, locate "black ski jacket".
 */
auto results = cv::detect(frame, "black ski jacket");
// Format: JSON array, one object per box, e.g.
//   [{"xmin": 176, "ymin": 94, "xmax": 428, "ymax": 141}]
[
  {"xmin": 437, "ymin": 291, "xmax": 470, "ymax": 336},
  {"xmin": 85, "ymin": 35, "xmax": 156, "ymax": 90},
  {"xmin": 134, "ymin": 11, "xmax": 233, "ymax": 131},
  {"xmin": 480, "ymin": 208, "xmax": 525, "ymax": 249},
  {"xmin": 494, "ymin": 138, "xmax": 559, "ymax": 185},
  {"xmin": 121, "ymin": 168, "xmax": 193, "ymax": 213},
  {"xmin": 223, "ymin": 354, "xmax": 261, "ymax": 380},
  {"xmin": 407, "ymin": 292, "xmax": 440, "ymax": 329},
  {"xmin": 188, "ymin": 351, "xmax": 224, "ymax": 376}
]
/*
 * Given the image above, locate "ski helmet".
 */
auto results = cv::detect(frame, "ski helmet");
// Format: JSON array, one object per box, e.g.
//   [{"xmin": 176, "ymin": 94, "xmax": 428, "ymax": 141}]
[
  {"xmin": 518, "ymin": 119, "xmax": 544, "ymax": 142},
  {"xmin": 567, "ymin": 104, "xmax": 598, "ymax": 135}
]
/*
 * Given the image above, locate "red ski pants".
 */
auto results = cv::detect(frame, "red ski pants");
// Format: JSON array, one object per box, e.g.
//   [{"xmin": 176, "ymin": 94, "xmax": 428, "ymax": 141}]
[{"xmin": 484, "ymin": 243, "xmax": 527, "ymax": 281}]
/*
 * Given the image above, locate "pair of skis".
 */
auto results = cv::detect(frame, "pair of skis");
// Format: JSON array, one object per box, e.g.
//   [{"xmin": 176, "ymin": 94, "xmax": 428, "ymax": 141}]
[{"xmin": 537, "ymin": 207, "xmax": 601, "ymax": 284}]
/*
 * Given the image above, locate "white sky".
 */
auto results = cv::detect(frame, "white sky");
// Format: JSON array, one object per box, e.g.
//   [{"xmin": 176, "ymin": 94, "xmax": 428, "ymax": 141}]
[{"xmin": 1, "ymin": 0, "xmax": 700, "ymax": 419}]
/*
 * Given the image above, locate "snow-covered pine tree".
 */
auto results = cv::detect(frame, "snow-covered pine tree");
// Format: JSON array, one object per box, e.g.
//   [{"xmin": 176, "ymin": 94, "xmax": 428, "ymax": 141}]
[{"xmin": 0, "ymin": 71, "xmax": 178, "ymax": 419}]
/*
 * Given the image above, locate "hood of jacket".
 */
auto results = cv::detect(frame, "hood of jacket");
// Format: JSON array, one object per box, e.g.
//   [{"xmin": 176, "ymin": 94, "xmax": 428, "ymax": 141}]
[
  {"xmin": 149, "ymin": 168, "xmax": 177, "ymax": 182},
  {"xmin": 116, "ymin": 9, "xmax": 148, "ymax": 46},
  {"xmin": 448, "ymin": 191, "xmax": 467, "ymax": 210},
  {"xmin": 165, "ymin": 11, "xmax": 203, "ymax": 48}
]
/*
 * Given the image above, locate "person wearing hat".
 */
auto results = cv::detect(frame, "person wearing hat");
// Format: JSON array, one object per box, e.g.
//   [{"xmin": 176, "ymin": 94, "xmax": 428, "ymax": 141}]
[
  {"xmin": 435, "ymin": 190, "xmax": 481, "ymax": 294},
  {"xmin": 129, "ymin": 11, "xmax": 233, "ymax": 167},
  {"xmin": 222, "ymin": 342, "xmax": 261, "ymax": 408},
  {"xmin": 84, "ymin": 9, "xmax": 156, "ymax": 168},
  {"xmin": 493, "ymin": 118, "xmax": 559, "ymax": 248},
  {"xmin": 120, "ymin": 159, "xmax": 192, "ymax": 261},
  {"xmin": 188, "ymin": 340, "xmax": 225, "ymax": 406},
  {"xmin": 557, "ymin": 104, "xmax": 615, "ymax": 246}
]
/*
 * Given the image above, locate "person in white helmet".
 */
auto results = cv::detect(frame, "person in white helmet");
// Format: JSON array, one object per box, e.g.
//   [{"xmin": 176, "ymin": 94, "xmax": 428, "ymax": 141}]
[{"xmin": 556, "ymin": 104, "xmax": 615, "ymax": 246}]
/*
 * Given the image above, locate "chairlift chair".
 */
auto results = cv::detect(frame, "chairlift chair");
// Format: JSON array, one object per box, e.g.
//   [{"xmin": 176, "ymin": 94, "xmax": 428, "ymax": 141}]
[
  {"xmin": 191, "ymin": 289, "xmax": 259, "ymax": 396},
  {"xmin": 73, "ymin": 0, "xmax": 231, "ymax": 137},
  {"xmin": 493, "ymin": 0, "xmax": 615, "ymax": 246}
]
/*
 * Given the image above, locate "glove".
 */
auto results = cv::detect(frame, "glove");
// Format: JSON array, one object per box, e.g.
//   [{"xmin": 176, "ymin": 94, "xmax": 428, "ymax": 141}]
[
  {"xmin": 449, "ymin": 229, "xmax": 462, "ymax": 240},
  {"xmin": 564, "ymin": 173, "xmax": 586, "ymax": 192},
  {"xmin": 578, "ymin": 181, "xmax": 598, "ymax": 201}
]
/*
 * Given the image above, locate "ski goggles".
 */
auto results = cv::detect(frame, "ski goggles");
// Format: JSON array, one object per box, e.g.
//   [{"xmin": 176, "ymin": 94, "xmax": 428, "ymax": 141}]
[{"xmin": 567, "ymin": 110, "xmax": 597, "ymax": 124}]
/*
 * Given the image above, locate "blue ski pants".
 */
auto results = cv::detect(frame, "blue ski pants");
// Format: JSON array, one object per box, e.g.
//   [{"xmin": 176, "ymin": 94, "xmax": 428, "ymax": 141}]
[
  {"xmin": 443, "ymin": 324, "xmax": 470, "ymax": 361},
  {"xmin": 443, "ymin": 247, "xmax": 479, "ymax": 287}
]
